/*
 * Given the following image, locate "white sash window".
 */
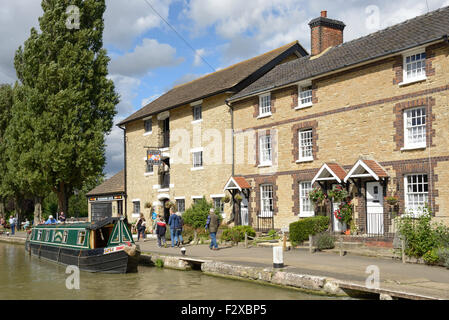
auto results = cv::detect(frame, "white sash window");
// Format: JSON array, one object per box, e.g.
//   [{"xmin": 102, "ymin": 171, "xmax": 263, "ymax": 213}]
[
  {"xmin": 260, "ymin": 184, "xmax": 274, "ymax": 217},
  {"xmin": 259, "ymin": 93, "xmax": 271, "ymax": 116},
  {"xmin": 299, "ymin": 182, "xmax": 314, "ymax": 217},
  {"xmin": 259, "ymin": 134, "xmax": 272, "ymax": 166},
  {"xmin": 405, "ymin": 174, "xmax": 429, "ymax": 216},
  {"xmin": 404, "ymin": 107, "xmax": 426, "ymax": 149},
  {"xmin": 299, "ymin": 129, "xmax": 313, "ymax": 161}
]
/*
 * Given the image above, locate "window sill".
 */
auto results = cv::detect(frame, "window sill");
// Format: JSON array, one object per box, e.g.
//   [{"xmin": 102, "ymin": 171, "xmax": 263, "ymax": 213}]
[
  {"xmin": 158, "ymin": 188, "xmax": 169, "ymax": 192},
  {"xmin": 191, "ymin": 119, "xmax": 203, "ymax": 125},
  {"xmin": 296, "ymin": 158, "xmax": 314, "ymax": 163},
  {"xmin": 191, "ymin": 167, "xmax": 204, "ymax": 171},
  {"xmin": 160, "ymin": 147, "xmax": 169, "ymax": 152},
  {"xmin": 257, "ymin": 113, "xmax": 272, "ymax": 119},
  {"xmin": 258, "ymin": 163, "xmax": 272, "ymax": 168},
  {"xmin": 398, "ymin": 76, "xmax": 427, "ymax": 87},
  {"xmin": 143, "ymin": 132, "xmax": 152, "ymax": 136},
  {"xmin": 295, "ymin": 103, "xmax": 313, "ymax": 110},
  {"xmin": 144, "ymin": 172, "xmax": 154, "ymax": 176},
  {"xmin": 401, "ymin": 145, "xmax": 426, "ymax": 151},
  {"xmin": 299, "ymin": 212, "xmax": 315, "ymax": 218}
]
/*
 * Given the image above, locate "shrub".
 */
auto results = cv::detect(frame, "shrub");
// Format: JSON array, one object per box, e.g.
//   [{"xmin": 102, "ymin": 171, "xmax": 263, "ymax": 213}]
[
  {"xmin": 267, "ymin": 229, "xmax": 277, "ymax": 238},
  {"xmin": 220, "ymin": 225, "xmax": 256, "ymax": 243},
  {"xmin": 182, "ymin": 198, "xmax": 220, "ymax": 229},
  {"xmin": 289, "ymin": 216, "xmax": 330, "ymax": 244},
  {"xmin": 423, "ymin": 248, "xmax": 439, "ymax": 265},
  {"xmin": 314, "ymin": 232, "xmax": 335, "ymax": 250},
  {"xmin": 437, "ymin": 248, "xmax": 449, "ymax": 267},
  {"xmin": 155, "ymin": 258, "xmax": 164, "ymax": 268}
]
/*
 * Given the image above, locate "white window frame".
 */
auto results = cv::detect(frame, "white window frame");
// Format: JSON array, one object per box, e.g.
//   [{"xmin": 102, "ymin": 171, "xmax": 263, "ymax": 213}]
[
  {"xmin": 299, "ymin": 182, "xmax": 315, "ymax": 217},
  {"xmin": 77, "ymin": 231, "xmax": 86, "ymax": 245},
  {"xmin": 192, "ymin": 150, "xmax": 203, "ymax": 170},
  {"xmin": 133, "ymin": 201, "xmax": 141, "ymax": 215},
  {"xmin": 176, "ymin": 198, "xmax": 185, "ymax": 213},
  {"xmin": 260, "ymin": 184, "xmax": 274, "ymax": 217},
  {"xmin": 258, "ymin": 93, "xmax": 271, "ymax": 118},
  {"xmin": 297, "ymin": 85, "xmax": 313, "ymax": 109},
  {"xmin": 400, "ymin": 49, "xmax": 427, "ymax": 85},
  {"xmin": 259, "ymin": 134, "xmax": 272, "ymax": 167},
  {"xmin": 298, "ymin": 129, "xmax": 314, "ymax": 162},
  {"xmin": 62, "ymin": 230, "xmax": 69, "ymax": 244},
  {"xmin": 212, "ymin": 197, "xmax": 224, "ymax": 214},
  {"xmin": 402, "ymin": 106, "xmax": 426, "ymax": 150},
  {"xmin": 404, "ymin": 174, "xmax": 429, "ymax": 217}
]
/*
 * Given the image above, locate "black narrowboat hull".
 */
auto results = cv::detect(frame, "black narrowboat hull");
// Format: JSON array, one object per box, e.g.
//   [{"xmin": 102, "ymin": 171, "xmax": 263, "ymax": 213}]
[{"xmin": 25, "ymin": 241, "xmax": 140, "ymax": 274}]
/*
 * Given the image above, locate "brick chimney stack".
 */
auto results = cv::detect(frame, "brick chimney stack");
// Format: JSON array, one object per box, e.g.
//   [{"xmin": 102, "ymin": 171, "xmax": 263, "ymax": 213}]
[{"xmin": 309, "ymin": 11, "xmax": 345, "ymax": 56}]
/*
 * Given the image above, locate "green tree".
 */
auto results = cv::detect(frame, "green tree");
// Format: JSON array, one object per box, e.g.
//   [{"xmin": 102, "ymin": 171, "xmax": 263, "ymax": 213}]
[
  {"xmin": 0, "ymin": 84, "xmax": 13, "ymax": 218},
  {"xmin": 13, "ymin": 0, "xmax": 119, "ymax": 214}
]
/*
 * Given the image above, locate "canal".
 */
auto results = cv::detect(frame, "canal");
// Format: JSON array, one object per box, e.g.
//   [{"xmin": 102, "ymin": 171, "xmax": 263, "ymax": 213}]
[{"xmin": 0, "ymin": 242, "xmax": 344, "ymax": 300}]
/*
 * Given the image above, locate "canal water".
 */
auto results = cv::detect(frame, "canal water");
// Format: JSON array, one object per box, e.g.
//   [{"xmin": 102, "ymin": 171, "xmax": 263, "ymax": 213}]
[{"xmin": 0, "ymin": 243, "xmax": 342, "ymax": 300}]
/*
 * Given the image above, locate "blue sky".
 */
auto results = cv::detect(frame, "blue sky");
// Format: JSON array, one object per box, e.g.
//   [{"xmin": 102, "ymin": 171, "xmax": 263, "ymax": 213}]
[{"xmin": 1, "ymin": 0, "xmax": 449, "ymax": 178}]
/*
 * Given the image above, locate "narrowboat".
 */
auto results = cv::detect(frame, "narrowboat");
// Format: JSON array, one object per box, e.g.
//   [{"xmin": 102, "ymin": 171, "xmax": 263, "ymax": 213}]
[{"xmin": 25, "ymin": 217, "xmax": 140, "ymax": 273}]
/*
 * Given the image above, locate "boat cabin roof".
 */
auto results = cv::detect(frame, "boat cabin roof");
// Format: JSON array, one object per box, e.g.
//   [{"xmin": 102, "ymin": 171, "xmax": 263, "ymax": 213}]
[{"xmin": 34, "ymin": 217, "xmax": 123, "ymax": 231}]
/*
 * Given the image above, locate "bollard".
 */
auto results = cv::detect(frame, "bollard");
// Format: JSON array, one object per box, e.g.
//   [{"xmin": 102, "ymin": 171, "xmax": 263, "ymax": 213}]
[
  {"xmin": 309, "ymin": 234, "xmax": 313, "ymax": 253},
  {"xmin": 245, "ymin": 232, "xmax": 248, "ymax": 248},
  {"xmin": 283, "ymin": 233, "xmax": 287, "ymax": 251},
  {"xmin": 273, "ymin": 246, "xmax": 284, "ymax": 268}
]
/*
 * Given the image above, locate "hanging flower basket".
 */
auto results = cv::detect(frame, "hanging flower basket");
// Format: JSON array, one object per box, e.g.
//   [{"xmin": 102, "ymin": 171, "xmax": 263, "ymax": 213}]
[
  {"xmin": 222, "ymin": 195, "xmax": 231, "ymax": 203},
  {"xmin": 328, "ymin": 185, "xmax": 349, "ymax": 203},
  {"xmin": 385, "ymin": 196, "xmax": 398, "ymax": 206},
  {"xmin": 309, "ymin": 187, "xmax": 326, "ymax": 205},
  {"xmin": 334, "ymin": 201, "xmax": 353, "ymax": 225},
  {"xmin": 234, "ymin": 194, "xmax": 243, "ymax": 203}
]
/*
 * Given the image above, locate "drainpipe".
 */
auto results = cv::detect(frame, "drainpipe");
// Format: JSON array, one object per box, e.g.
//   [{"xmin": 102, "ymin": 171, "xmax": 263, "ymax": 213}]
[
  {"xmin": 118, "ymin": 124, "xmax": 127, "ymax": 221},
  {"xmin": 225, "ymin": 99, "xmax": 235, "ymax": 177}
]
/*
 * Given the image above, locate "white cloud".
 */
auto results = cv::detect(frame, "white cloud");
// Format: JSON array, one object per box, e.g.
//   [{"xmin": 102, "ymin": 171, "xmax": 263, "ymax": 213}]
[
  {"xmin": 104, "ymin": 0, "xmax": 173, "ymax": 50},
  {"xmin": 109, "ymin": 38, "xmax": 183, "ymax": 77}
]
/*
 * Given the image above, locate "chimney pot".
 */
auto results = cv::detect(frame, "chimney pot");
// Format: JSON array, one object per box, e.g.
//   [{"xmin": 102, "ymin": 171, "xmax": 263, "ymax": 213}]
[
  {"xmin": 321, "ymin": 11, "xmax": 327, "ymax": 18},
  {"xmin": 309, "ymin": 11, "xmax": 345, "ymax": 56}
]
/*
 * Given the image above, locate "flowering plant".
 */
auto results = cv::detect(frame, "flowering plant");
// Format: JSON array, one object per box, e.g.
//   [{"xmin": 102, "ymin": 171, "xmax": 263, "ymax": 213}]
[
  {"xmin": 309, "ymin": 187, "xmax": 326, "ymax": 203},
  {"xmin": 334, "ymin": 201, "xmax": 353, "ymax": 225},
  {"xmin": 328, "ymin": 185, "xmax": 349, "ymax": 203}
]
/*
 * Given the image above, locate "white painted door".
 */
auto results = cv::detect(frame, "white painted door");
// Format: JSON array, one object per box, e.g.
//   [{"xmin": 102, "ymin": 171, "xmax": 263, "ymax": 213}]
[
  {"xmin": 332, "ymin": 201, "xmax": 345, "ymax": 232},
  {"xmin": 366, "ymin": 182, "xmax": 384, "ymax": 235},
  {"xmin": 240, "ymin": 193, "xmax": 249, "ymax": 226}
]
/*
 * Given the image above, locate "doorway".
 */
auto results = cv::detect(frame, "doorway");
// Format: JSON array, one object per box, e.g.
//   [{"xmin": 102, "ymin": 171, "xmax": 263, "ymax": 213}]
[
  {"xmin": 240, "ymin": 193, "xmax": 249, "ymax": 226},
  {"xmin": 366, "ymin": 182, "xmax": 384, "ymax": 235},
  {"xmin": 162, "ymin": 199, "xmax": 170, "ymax": 223}
]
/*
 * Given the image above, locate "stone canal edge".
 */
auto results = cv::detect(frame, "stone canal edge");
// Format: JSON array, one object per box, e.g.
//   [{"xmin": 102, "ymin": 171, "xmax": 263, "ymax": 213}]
[
  {"xmin": 138, "ymin": 252, "xmax": 438, "ymax": 300},
  {"xmin": 0, "ymin": 236, "xmax": 439, "ymax": 300}
]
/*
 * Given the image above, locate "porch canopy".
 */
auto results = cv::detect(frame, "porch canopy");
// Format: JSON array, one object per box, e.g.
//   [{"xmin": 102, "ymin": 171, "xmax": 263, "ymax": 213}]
[
  {"xmin": 343, "ymin": 159, "xmax": 389, "ymax": 183},
  {"xmin": 311, "ymin": 163, "xmax": 348, "ymax": 186},
  {"xmin": 224, "ymin": 176, "xmax": 251, "ymax": 192}
]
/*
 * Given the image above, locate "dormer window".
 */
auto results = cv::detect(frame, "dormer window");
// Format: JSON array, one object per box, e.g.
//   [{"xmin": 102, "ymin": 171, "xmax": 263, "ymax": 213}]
[
  {"xmin": 298, "ymin": 86, "xmax": 313, "ymax": 108},
  {"xmin": 258, "ymin": 93, "xmax": 271, "ymax": 117}
]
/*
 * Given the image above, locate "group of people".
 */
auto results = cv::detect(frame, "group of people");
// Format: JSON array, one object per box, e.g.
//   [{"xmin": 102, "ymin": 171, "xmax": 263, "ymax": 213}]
[
  {"xmin": 42, "ymin": 212, "xmax": 66, "ymax": 225},
  {"xmin": 141, "ymin": 207, "xmax": 220, "ymax": 250}
]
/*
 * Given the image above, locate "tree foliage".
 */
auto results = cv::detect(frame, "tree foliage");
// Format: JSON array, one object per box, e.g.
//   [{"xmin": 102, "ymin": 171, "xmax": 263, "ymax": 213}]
[{"xmin": 13, "ymin": 0, "xmax": 119, "ymax": 213}]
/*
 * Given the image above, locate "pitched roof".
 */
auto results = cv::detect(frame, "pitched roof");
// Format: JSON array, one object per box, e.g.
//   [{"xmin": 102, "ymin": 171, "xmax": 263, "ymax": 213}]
[
  {"xmin": 344, "ymin": 159, "xmax": 389, "ymax": 182},
  {"xmin": 311, "ymin": 163, "xmax": 347, "ymax": 185},
  {"xmin": 86, "ymin": 170, "xmax": 125, "ymax": 196},
  {"xmin": 362, "ymin": 160, "xmax": 389, "ymax": 178},
  {"xmin": 118, "ymin": 41, "xmax": 307, "ymax": 126},
  {"xmin": 229, "ymin": 6, "xmax": 449, "ymax": 102},
  {"xmin": 224, "ymin": 176, "xmax": 251, "ymax": 191}
]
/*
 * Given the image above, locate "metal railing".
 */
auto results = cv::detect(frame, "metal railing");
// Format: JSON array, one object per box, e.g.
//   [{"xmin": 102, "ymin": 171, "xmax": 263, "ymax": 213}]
[
  {"xmin": 365, "ymin": 211, "xmax": 395, "ymax": 238},
  {"xmin": 256, "ymin": 211, "xmax": 274, "ymax": 233}
]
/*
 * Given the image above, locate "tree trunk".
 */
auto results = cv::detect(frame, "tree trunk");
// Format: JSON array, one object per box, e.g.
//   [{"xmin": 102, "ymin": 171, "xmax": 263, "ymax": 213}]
[
  {"xmin": 0, "ymin": 198, "xmax": 4, "ymax": 218},
  {"xmin": 56, "ymin": 182, "xmax": 70, "ymax": 216},
  {"xmin": 14, "ymin": 196, "xmax": 23, "ymax": 231},
  {"xmin": 34, "ymin": 197, "xmax": 42, "ymax": 226}
]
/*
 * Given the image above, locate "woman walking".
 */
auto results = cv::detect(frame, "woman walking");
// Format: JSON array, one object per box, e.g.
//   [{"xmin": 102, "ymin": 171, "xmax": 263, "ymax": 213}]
[{"xmin": 136, "ymin": 214, "xmax": 146, "ymax": 241}]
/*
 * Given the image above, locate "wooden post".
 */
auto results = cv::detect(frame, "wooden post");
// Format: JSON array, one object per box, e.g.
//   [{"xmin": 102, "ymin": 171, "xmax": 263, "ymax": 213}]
[
  {"xmin": 244, "ymin": 233, "xmax": 247, "ymax": 247},
  {"xmin": 309, "ymin": 234, "xmax": 313, "ymax": 253},
  {"xmin": 339, "ymin": 237, "xmax": 343, "ymax": 257},
  {"xmin": 401, "ymin": 239, "xmax": 406, "ymax": 264}
]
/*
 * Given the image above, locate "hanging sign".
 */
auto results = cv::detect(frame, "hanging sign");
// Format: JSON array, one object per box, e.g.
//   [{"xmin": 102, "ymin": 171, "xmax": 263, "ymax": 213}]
[{"xmin": 147, "ymin": 150, "xmax": 162, "ymax": 165}]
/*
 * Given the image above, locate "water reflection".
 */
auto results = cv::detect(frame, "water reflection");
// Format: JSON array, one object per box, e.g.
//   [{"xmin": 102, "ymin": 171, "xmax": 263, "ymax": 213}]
[{"xmin": 0, "ymin": 243, "xmax": 342, "ymax": 300}]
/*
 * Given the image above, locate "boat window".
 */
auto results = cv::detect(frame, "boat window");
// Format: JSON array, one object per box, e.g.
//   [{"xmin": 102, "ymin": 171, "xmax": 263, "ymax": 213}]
[
  {"xmin": 62, "ymin": 230, "xmax": 69, "ymax": 243},
  {"xmin": 51, "ymin": 230, "xmax": 55, "ymax": 242},
  {"xmin": 36, "ymin": 230, "xmax": 43, "ymax": 241},
  {"xmin": 77, "ymin": 231, "xmax": 86, "ymax": 245},
  {"xmin": 45, "ymin": 230, "xmax": 51, "ymax": 242}
]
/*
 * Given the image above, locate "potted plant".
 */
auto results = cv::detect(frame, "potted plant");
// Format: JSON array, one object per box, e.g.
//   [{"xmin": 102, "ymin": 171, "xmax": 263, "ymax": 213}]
[{"xmin": 334, "ymin": 201, "xmax": 353, "ymax": 234}]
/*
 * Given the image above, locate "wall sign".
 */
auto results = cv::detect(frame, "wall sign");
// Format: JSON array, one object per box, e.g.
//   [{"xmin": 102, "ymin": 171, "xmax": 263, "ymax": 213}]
[{"xmin": 147, "ymin": 150, "xmax": 162, "ymax": 165}]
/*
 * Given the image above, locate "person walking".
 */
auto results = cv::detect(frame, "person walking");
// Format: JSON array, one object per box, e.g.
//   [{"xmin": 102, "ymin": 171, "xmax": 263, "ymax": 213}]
[
  {"xmin": 175, "ymin": 211, "xmax": 184, "ymax": 247},
  {"xmin": 205, "ymin": 208, "xmax": 220, "ymax": 250},
  {"xmin": 136, "ymin": 215, "xmax": 146, "ymax": 241},
  {"xmin": 155, "ymin": 217, "xmax": 167, "ymax": 248},
  {"xmin": 9, "ymin": 216, "xmax": 16, "ymax": 236},
  {"xmin": 168, "ymin": 208, "xmax": 180, "ymax": 248},
  {"xmin": 151, "ymin": 209, "xmax": 157, "ymax": 234}
]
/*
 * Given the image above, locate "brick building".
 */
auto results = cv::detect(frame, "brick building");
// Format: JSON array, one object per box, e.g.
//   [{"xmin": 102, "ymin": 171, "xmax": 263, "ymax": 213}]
[
  {"xmin": 89, "ymin": 7, "xmax": 449, "ymax": 239},
  {"xmin": 227, "ymin": 8, "xmax": 449, "ymax": 235}
]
